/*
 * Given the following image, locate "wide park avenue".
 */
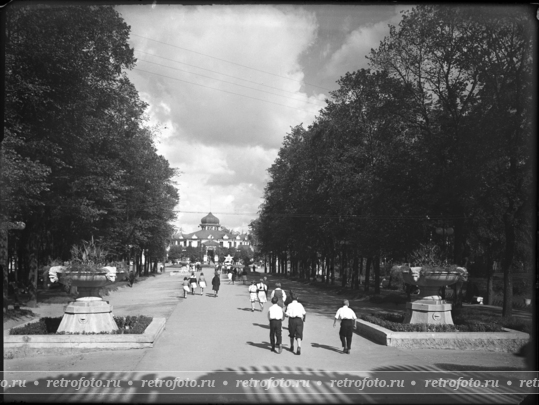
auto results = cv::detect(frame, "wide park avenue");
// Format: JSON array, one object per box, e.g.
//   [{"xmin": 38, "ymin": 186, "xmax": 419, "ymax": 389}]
[{"xmin": 3, "ymin": 265, "xmax": 535, "ymax": 404}]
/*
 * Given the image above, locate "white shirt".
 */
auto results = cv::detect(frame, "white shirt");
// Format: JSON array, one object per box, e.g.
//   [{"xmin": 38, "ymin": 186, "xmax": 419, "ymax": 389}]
[
  {"xmin": 285, "ymin": 300, "xmax": 306, "ymax": 318},
  {"xmin": 335, "ymin": 306, "xmax": 357, "ymax": 320},
  {"xmin": 267, "ymin": 304, "xmax": 284, "ymax": 321},
  {"xmin": 248, "ymin": 284, "xmax": 258, "ymax": 294}
]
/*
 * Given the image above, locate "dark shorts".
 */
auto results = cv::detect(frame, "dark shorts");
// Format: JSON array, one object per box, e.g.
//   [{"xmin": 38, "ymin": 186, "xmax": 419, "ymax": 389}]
[{"xmin": 288, "ymin": 317, "xmax": 304, "ymax": 339}]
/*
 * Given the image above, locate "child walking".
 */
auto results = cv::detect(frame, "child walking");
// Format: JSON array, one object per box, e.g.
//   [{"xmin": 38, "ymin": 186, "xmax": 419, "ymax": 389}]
[
  {"xmin": 248, "ymin": 281, "xmax": 259, "ymax": 312},
  {"xmin": 198, "ymin": 273, "xmax": 207, "ymax": 296},
  {"xmin": 182, "ymin": 277, "xmax": 190, "ymax": 298}
]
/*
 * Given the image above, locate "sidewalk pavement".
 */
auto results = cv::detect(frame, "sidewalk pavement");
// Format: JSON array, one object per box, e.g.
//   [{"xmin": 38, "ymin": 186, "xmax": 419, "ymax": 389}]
[{"xmin": 3, "ymin": 267, "xmax": 533, "ymax": 403}]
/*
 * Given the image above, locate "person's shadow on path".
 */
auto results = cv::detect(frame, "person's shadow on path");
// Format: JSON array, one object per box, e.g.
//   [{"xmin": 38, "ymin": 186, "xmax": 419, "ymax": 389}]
[
  {"xmin": 252, "ymin": 323, "xmax": 270, "ymax": 329},
  {"xmin": 246, "ymin": 341, "xmax": 273, "ymax": 350},
  {"xmin": 310, "ymin": 342, "xmax": 343, "ymax": 353}
]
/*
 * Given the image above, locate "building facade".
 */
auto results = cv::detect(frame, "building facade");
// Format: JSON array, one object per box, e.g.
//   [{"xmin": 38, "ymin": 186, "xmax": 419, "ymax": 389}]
[{"xmin": 170, "ymin": 212, "xmax": 252, "ymax": 261}]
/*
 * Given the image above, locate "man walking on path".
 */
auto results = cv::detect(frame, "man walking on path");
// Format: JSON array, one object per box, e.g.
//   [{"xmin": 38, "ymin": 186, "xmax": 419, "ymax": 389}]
[
  {"xmin": 270, "ymin": 283, "xmax": 287, "ymax": 310},
  {"xmin": 268, "ymin": 296, "xmax": 284, "ymax": 353},
  {"xmin": 285, "ymin": 293, "xmax": 306, "ymax": 355},
  {"xmin": 333, "ymin": 299, "xmax": 357, "ymax": 354},
  {"xmin": 212, "ymin": 272, "xmax": 220, "ymax": 297}
]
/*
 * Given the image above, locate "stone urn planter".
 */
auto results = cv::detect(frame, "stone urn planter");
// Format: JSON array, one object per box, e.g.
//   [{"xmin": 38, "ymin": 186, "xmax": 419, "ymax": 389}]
[
  {"xmin": 59, "ymin": 270, "xmax": 111, "ymax": 298},
  {"xmin": 55, "ymin": 268, "xmax": 124, "ymax": 334},
  {"xmin": 401, "ymin": 266, "xmax": 468, "ymax": 325}
]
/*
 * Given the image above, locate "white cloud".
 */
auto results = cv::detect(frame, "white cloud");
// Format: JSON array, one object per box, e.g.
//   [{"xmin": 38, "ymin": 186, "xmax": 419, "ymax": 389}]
[
  {"xmin": 322, "ymin": 6, "xmax": 412, "ymax": 78},
  {"xmin": 115, "ymin": 4, "xmax": 406, "ymax": 232},
  {"xmin": 115, "ymin": 4, "xmax": 321, "ymax": 231}
]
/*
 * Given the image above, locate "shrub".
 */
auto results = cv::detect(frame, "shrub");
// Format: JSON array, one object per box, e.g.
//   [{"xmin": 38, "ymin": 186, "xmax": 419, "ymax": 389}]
[
  {"xmin": 10, "ymin": 315, "xmax": 153, "ymax": 335},
  {"xmin": 360, "ymin": 312, "xmax": 508, "ymax": 333},
  {"xmin": 10, "ymin": 317, "xmax": 62, "ymax": 335},
  {"xmin": 113, "ymin": 315, "xmax": 153, "ymax": 334},
  {"xmin": 382, "ymin": 294, "xmax": 407, "ymax": 305},
  {"xmin": 499, "ymin": 317, "xmax": 531, "ymax": 334},
  {"xmin": 376, "ymin": 311, "xmax": 405, "ymax": 323},
  {"xmin": 389, "ymin": 266, "xmax": 405, "ymax": 289}
]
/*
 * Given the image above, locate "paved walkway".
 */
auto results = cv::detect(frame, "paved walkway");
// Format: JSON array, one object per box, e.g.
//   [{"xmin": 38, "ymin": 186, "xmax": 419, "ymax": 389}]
[{"xmin": 3, "ymin": 267, "xmax": 534, "ymax": 403}]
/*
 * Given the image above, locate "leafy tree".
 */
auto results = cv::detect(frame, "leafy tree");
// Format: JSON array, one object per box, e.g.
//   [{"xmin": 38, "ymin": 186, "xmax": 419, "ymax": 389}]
[
  {"xmin": 3, "ymin": 4, "xmax": 179, "ymax": 295},
  {"xmin": 167, "ymin": 245, "xmax": 183, "ymax": 263}
]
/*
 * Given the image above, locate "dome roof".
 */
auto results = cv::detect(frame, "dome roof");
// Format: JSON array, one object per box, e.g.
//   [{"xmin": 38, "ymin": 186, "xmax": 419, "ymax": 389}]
[{"xmin": 201, "ymin": 212, "xmax": 220, "ymax": 225}]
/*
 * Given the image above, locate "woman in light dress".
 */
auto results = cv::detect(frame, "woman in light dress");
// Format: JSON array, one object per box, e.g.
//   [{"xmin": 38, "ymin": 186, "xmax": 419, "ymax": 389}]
[
  {"xmin": 189, "ymin": 272, "xmax": 198, "ymax": 295},
  {"xmin": 198, "ymin": 272, "xmax": 207, "ymax": 296},
  {"xmin": 256, "ymin": 278, "xmax": 267, "ymax": 311}
]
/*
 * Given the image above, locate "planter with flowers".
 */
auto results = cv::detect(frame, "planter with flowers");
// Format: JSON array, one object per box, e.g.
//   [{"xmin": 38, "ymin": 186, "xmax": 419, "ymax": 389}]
[
  {"xmin": 397, "ymin": 243, "xmax": 468, "ymax": 325},
  {"xmin": 51, "ymin": 238, "xmax": 126, "ymax": 334}
]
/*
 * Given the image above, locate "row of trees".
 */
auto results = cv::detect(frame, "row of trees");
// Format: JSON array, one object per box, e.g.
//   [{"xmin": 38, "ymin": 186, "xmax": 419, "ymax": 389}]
[
  {"xmin": 253, "ymin": 5, "xmax": 534, "ymax": 316},
  {"xmin": 1, "ymin": 5, "xmax": 179, "ymax": 300}
]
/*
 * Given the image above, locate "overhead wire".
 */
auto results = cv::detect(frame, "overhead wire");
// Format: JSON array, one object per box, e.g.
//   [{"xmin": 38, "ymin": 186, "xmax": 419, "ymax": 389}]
[
  {"xmin": 135, "ymin": 57, "xmax": 327, "ymax": 108},
  {"xmin": 134, "ymin": 49, "xmax": 328, "ymax": 100},
  {"xmin": 130, "ymin": 32, "xmax": 332, "ymax": 93},
  {"xmin": 174, "ymin": 210, "xmax": 468, "ymax": 220},
  {"xmin": 132, "ymin": 67, "xmax": 318, "ymax": 112}
]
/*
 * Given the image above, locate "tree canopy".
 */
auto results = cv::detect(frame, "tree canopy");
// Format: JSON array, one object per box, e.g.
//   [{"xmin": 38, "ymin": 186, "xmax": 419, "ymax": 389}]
[
  {"xmin": 254, "ymin": 5, "xmax": 534, "ymax": 315},
  {"xmin": 2, "ymin": 5, "xmax": 180, "ymax": 294}
]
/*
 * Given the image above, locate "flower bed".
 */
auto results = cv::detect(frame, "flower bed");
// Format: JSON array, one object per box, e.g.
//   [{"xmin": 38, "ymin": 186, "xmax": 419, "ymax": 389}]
[
  {"xmin": 9, "ymin": 315, "xmax": 153, "ymax": 335},
  {"xmin": 359, "ymin": 310, "xmax": 531, "ymax": 333}
]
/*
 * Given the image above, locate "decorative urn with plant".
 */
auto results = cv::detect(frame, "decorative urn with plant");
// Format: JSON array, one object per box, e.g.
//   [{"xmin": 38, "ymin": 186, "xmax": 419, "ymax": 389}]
[
  {"xmin": 399, "ymin": 243, "xmax": 468, "ymax": 325},
  {"xmin": 49, "ymin": 237, "xmax": 126, "ymax": 333},
  {"xmin": 49, "ymin": 237, "xmax": 127, "ymax": 298}
]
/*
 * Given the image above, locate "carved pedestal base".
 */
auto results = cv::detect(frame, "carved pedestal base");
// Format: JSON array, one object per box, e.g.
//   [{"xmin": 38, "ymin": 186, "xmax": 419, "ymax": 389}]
[
  {"xmin": 57, "ymin": 297, "xmax": 118, "ymax": 334},
  {"xmin": 403, "ymin": 300, "xmax": 454, "ymax": 325}
]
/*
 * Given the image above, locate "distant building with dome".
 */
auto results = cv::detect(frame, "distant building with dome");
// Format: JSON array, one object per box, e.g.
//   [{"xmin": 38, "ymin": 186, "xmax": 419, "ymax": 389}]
[{"xmin": 170, "ymin": 212, "xmax": 252, "ymax": 261}]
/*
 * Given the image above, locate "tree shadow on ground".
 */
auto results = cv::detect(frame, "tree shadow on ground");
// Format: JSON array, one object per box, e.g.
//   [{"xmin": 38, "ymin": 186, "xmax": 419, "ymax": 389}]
[
  {"xmin": 5, "ymin": 365, "xmax": 532, "ymax": 403},
  {"xmin": 434, "ymin": 363, "xmax": 525, "ymax": 372},
  {"xmin": 262, "ymin": 276, "xmax": 407, "ymax": 322}
]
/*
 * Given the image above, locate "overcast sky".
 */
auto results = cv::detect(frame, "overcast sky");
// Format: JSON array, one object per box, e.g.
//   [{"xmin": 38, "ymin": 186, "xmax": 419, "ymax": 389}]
[{"xmin": 115, "ymin": 3, "xmax": 413, "ymax": 233}]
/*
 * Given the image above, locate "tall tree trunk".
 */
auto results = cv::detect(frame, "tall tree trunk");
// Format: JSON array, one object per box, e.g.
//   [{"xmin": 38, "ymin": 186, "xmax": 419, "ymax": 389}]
[
  {"xmin": 502, "ymin": 213, "xmax": 515, "ymax": 317},
  {"xmin": 364, "ymin": 257, "xmax": 372, "ymax": 293},
  {"xmin": 341, "ymin": 248, "xmax": 347, "ymax": 288},
  {"xmin": 330, "ymin": 254, "xmax": 335, "ymax": 285},
  {"xmin": 374, "ymin": 255, "xmax": 380, "ymax": 295},
  {"xmin": 352, "ymin": 254, "xmax": 359, "ymax": 290},
  {"xmin": 27, "ymin": 252, "xmax": 38, "ymax": 307},
  {"xmin": 453, "ymin": 216, "xmax": 465, "ymax": 266},
  {"xmin": 325, "ymin": 256, "xmax": 330, "ymax": 284},
  {"xmin": 486, "ymin": 258, "xmax": 495, "ymax": 305}
]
